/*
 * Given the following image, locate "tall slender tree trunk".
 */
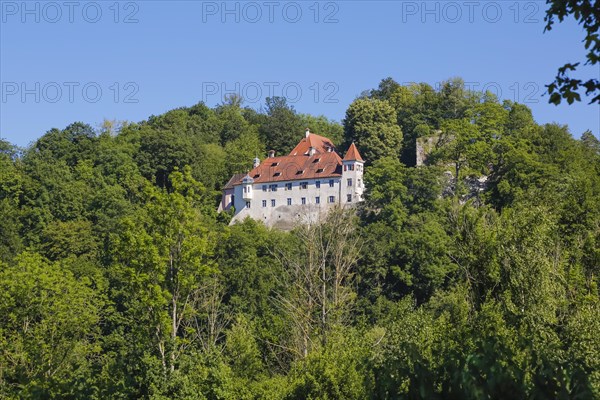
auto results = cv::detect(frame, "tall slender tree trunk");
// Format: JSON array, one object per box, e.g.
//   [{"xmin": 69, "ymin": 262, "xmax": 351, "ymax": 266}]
[
  {"xmin": 171, "ymin": 295, "xmax": 176, "ymax": 372},
  {"xmin": 170, "ymin": 253, "xmax": 176, "ymax": 373},
  {"xmin": 455, "ymin": 160, "xmax": 461, "ymax": 199},
  {"xmin": 321, "ymin": 260, "xmax": 327, "ymax": 347},
  {"xmin": 157, "ymin": 325, "xmax": 167, "ymax": 375}
]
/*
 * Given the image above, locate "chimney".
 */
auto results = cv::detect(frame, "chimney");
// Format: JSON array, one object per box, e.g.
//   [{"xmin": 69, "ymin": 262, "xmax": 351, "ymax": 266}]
[
  {"xmin": 308, "ymin": 146, "xmax": 316, "ymax": 156},
  {"xmin": 305, "ymin": 128, "xmax": 310, "ymax": 138},
  {"xmin": 253, "ymin": 157, "xmax": 260, "ymax": 168},
  {"xmin": 268, "ymin": 150, "xmax": 275, "ymax": 158}
]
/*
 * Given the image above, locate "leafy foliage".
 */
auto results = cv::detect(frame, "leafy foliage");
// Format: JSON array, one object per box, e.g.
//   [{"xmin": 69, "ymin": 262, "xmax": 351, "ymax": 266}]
[
  {"xmin": 0, "ymin": 81, "xmax": 598, "ymax": 398},
  {"xmin": 544, "ymin": 0, "xmax": 600, "ymax": 104}
]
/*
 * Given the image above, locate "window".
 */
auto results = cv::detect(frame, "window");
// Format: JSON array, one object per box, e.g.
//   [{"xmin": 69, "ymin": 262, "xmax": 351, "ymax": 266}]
[
  {"xmin": 358, "ymin": 179, "xmax": 362, "ymax": 187},
  {"xmin": 262, "ymin": 200, "xmax": 267, "ymax": 208},
  {"xmin": 262, "ymin": 185, "xmax": 267, "ymax": 192},
  {"xmin": 347, "ymin": 194, "xmax": 352, "ymax": 203},
  {"xmin": 349, "ymin": 164, "xmax": 354, "ymax": 171},
  {"xmin": 328, "ymin": 196, "xmax": 335, "ymax": 203},
  {"xmin": 287, "ymin": 198, "xmax": 292, "ymax": 206},
  {"xmin": 329, "ymin": 179, "xmax": 334, "ymax": 187},
  {"xmin": 301, "ymin": 197, "xmax": 306, "ymax": 205},
  {"xmin": 300, "ymin": 182, "xmax": 308, "ymax": 190},
  {"xmin": 269, "ymin": 184, "xmax": 278, "ymax": 192},
  {"xmin": 285, "ymin": 182, "xmax": 292, "ymax": 190},
  {"xmin": 316, "ymin": 181, "xmax": 321, "ymax": 188},
  {"xmin": 347, "ymin": 178, "xmax": 353, "ymax": 187},
  {"xmin": 246, "ymin": 201, "xmax": 251, "ymax": 209},
  {"xmin": 271, "ymin": 199, "xmax": 276, "ymax": 207},
  {"xmin": 315, "ymin": 196, "xmax": 320, "ymax": 204}
]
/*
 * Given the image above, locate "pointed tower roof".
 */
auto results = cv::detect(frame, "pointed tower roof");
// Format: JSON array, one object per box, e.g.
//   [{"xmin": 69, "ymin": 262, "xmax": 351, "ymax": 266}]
[{"xmin": 343, "ymin": 143, "xmax": 364, "ymax": 162}]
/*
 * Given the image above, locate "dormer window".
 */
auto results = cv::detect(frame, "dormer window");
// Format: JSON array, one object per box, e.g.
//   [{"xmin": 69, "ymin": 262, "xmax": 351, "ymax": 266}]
[
  {"xmin": 296, "ymin": 170, "xmax": 304, "ymax": 175},
  {"xmin": 274, "ymin": 172, "xmax": 281, "ymax": 177},
  {"xmin": 271, "ymin": 162, "xmax": 279, "ymax": 167},
  {"xmin": 313, "ymin": 158, "xmax": 321, "ymax": 163},
  {"xmin": 316, "ymin": 168, "xmax": 324, "ymax": 173},
  {"xmin": 253, "ymin": 174, "xmax": 260, "ymax": 179}
]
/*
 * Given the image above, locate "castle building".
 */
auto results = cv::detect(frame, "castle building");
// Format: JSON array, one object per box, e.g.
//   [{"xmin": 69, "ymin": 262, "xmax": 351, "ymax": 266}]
[{"xmin": 219, "ymin": 129, "xmax": 365, "ymax": 229}]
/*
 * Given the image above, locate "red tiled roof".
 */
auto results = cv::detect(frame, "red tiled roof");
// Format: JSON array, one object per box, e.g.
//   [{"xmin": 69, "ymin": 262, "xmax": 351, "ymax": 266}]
[
  {"xmin": 289, "ymin": 133, "xmax": 336, "ymax": 156},
  {"xmin": 247, "ymin": 151, "xmax": 342, "ymax": 184},
  {"xmin": 343, "ymin": 142, "xmax": 364, "ymax": 162},
  {"xmin": 227, "ymin": 133, "xmax": 350, "ymax": 186}
]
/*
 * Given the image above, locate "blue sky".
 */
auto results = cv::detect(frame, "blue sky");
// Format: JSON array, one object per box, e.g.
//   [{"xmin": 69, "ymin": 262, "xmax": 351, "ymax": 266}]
[{"xmin": 1, "ymin": 0, "xmax": 599, "ymax": 147}]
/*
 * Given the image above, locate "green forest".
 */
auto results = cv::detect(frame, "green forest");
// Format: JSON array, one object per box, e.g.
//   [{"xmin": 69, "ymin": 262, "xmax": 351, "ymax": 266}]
[{"xmin": 0, "ymin": 78, "xmax": 599, "ymax": 399}]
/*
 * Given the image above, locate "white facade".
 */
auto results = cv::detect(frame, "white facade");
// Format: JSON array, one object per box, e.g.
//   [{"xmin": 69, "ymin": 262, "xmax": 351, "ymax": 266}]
[
  {"xmin": 342, "ymin": 159, "xmax": 365, "ymax": 204},
  {"xmin": 230, "ymin": 163, "xmax": 364, "ymax": 229},
  {"xmin": 221, "ymin": 131, "xmax": 365, "ymax": 229}
]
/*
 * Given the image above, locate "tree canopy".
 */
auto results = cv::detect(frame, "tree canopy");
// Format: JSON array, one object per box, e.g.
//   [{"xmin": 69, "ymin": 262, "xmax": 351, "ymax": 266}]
[{"xmin": 0, "ymin": 81, "xmax": 598, "ymax": 399}]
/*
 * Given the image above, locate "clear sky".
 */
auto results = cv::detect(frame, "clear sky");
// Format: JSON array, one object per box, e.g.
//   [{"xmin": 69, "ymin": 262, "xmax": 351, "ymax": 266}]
[{"xmin": 1, "ymin": 0, "xmax": 599, "ymax": 147}]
